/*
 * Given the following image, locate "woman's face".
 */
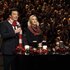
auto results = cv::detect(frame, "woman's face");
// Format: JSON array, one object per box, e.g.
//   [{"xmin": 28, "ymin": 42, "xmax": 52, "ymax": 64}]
[{"xmin": 30, "ymin": 16, "xmax": 38, "ymax": 25}]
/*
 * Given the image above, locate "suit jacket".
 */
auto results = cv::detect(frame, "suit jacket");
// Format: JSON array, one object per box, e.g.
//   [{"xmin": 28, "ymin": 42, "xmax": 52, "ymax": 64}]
[{"xmin": 0, "ymin": 20, "xmax": 19, "ymax": 55}]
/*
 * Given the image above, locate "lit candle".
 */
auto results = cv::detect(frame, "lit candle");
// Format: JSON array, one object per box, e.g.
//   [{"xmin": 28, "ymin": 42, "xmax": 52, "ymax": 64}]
[
  {"xmin": 38, "ymin": 43, "xmax": 42, "ymax": 48},
  {"xmin": 24, "ymin": 45, "xmax": 30, "ymax": 50},
  {"xmin": 33, "ymin": 41, "xmax": 37, "ymax": 43},
  {"xmin": 42, "ymin": 40, "xmax": 46, "ymax": 42},
  {"xmin": 43, "ymin": 45, "xmax": 47, "ymax": 50},
  {"xmin": 33, "ymin": 48, "xmax": 37, "ymax": 51}
]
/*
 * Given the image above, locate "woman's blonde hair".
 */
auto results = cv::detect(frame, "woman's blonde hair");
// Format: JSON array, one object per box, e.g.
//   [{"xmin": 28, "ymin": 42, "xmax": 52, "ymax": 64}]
[{"xmin": 28, "ymin": 15, "xmax": 39, "ymax": 26}]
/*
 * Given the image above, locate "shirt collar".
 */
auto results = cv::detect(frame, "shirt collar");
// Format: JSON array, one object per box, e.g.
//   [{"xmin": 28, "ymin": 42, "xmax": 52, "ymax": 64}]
[
  {"xmin": 8, "ymin": 18, "xmax": 14, "ymax": 25},
  {"xmin": 8, "ymin": 18, "xmax": 20, "ymax": 26}
]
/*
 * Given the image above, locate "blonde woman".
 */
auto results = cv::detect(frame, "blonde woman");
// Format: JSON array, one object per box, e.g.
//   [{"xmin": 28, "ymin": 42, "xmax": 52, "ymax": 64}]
[{"xmin": 24, "ymin": 15, "xmax": 43, "ymax": 48}]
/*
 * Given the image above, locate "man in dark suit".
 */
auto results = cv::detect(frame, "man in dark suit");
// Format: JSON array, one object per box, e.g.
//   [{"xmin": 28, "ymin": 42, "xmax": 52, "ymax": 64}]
[{"xmin": 0, "ymin": 8, "xmax": 22, "ymax": 70}]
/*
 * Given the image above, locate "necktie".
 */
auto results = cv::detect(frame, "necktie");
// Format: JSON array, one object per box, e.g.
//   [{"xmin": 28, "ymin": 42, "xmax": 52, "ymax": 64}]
[
  {"xmin": 12, "ymin": 21, "xmax": 17, "ymax": 26},
  {"xmin": 12, "ymin": 21, "xmax": 17, "ymax": 30}
]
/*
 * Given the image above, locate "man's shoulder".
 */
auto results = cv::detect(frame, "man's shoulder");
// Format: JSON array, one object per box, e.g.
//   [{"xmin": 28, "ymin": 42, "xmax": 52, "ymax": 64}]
[
  {"xmin": 0, "ymin": 20, "xmax": 8, "ymax": 25},
  {"xmin": 2, "ymin": 20, "xmax": 8, "ymax": 23},
  {"xmin": 0, "ymin": 20, "xmax": 9, "ymax": 29}
]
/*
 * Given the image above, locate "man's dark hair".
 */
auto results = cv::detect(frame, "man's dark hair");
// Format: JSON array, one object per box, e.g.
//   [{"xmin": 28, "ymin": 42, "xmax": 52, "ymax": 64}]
[{"xmin": 8, "ymin": 8, "xmax": 19, "ymax": 16}]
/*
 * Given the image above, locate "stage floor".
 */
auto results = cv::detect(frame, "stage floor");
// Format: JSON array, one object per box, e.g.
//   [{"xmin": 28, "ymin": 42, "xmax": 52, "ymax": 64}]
[
  {"xmin": 0, "ymin": 52, "xmax": 70, "ymax": 70},
  {"xmin": 0, "ymin": 53, "xmax": 3, "ymax": 70}
]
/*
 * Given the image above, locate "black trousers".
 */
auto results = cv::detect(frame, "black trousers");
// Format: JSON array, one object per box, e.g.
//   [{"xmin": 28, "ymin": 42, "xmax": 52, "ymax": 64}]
[
  {"xmin": 3, "ymin": 55, "xmax": 16, "ymax": 70},
  {"xmin": 16, "ymin": 55, "xmax": 26, "ymax": 70}
]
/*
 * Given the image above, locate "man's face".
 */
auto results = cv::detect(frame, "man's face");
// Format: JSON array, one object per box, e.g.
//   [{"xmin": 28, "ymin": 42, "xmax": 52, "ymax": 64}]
[{"xmin": 10, "ymin": 11, "xmax": 19, "ymax": 21}]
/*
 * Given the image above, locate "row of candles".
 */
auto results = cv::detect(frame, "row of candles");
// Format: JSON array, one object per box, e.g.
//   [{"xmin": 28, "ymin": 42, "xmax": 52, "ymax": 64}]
[
  {"xmin": 16, "ymin": 40, "xmax": 70, "ymax": 55},
  {"xmin": 16, "ymin": 40, "xmax": 48, "ymax": 55}
]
